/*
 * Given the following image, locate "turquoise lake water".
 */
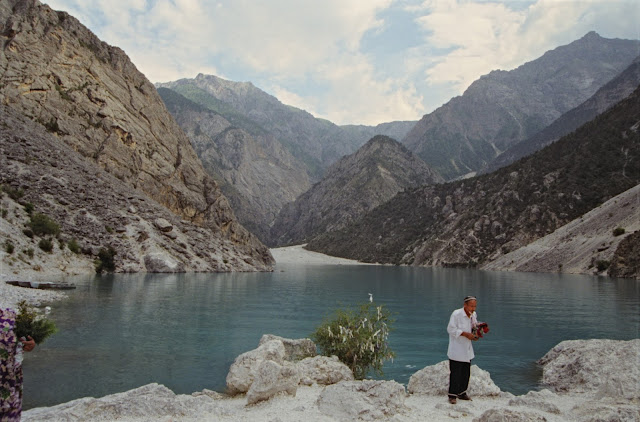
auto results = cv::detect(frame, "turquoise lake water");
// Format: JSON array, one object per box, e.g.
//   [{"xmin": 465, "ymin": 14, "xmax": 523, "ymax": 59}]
[{"xmin": 22, "ymin": 264, "xmax": 640, "ymax": 409}]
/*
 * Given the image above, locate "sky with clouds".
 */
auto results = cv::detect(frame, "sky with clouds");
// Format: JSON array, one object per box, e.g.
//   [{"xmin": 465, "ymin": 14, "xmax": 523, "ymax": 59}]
[{"xmin": 45, "ymin": 0, "xmax": 640, "ymax": 125}]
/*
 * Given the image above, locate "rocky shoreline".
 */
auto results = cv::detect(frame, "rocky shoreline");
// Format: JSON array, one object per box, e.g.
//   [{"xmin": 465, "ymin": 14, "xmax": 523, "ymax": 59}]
[
  {"xmin": 2, "ymin": 258, "xmax": 638, "ymax": 421},
  {"xmin": 20, "ymin": 335, "xmax": 640, "ymax": 422}
]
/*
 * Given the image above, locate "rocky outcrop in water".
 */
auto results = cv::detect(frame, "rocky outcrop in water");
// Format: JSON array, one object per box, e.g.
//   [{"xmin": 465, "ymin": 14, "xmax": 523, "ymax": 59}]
[
  {"xmin": 270, "ymin": 135, "xmax": 443, "ymax": 246},
  {"xmin": 403, "ymin": 32, "xmax": 640, "ymax": 180},
  {"xmin": 0, "ymin": 0, "xmax": 272, "ymax": 271}
]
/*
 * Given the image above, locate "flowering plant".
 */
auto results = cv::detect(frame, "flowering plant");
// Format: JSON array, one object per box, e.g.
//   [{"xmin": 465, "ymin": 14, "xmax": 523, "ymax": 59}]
[
  {"xmin": 472, "ymin": 322, "xmax": 489, "ymax": 339},
  {"xmin": 311, "ymin": 296, "xmax": 395, "ymax": 379},
  {"xmin": 15, "ymin": 301, "xmax": 57, "ymax": 344}
]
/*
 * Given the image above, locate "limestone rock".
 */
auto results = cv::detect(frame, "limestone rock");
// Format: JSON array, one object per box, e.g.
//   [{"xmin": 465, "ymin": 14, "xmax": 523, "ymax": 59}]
[
  {"xmin": 537, "ymin": 339, "xmax": 640, "ymax": 399},
  {"xmin": 226, "ymin": 339, "xmax": 286, "ymax": 395},
  {"xmin": 508, "ymin": 389, "xmax": 560, "ymax": 414},
  {"xmin": 316, "ymin": 380, "xmax": 407, "ymax": 421},
  {"xmin": 246, "ymin": 360, "xmax": 300, "ymax": 405},
  {"xmin": 408, "ymin": 361, "xmax": 502, "ymax": 397},
  {"xmin": 297, "ymin": 355, "xmax": 354, "ymax": 386},
  {"xmin": 258, "ymin": 334, "xmax": 317, "ymax": 361},
  {"xmin": 144, "ymin": 252, "xmax": 185, "ymax": 273},
  {"xmin": 154, "ymin": 218, "xmax": 173, "ymax": 232},
  {"xmin": 473, "ymin": 408, "xmax": 548, "ymax": 422},
  {"xmin": 22, "ymin": 383, "xmax": 219, "ymax": 421}
]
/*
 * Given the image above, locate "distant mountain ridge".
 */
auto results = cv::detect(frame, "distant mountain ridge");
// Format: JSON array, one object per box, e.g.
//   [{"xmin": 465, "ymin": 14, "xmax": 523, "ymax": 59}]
[
  {"xmin": 403, "ymin": 32, "xmax": 640, "ymax": 180},
  {"xmin": 482, "ymin": 55, "xmax": 640, "ymax": 174},
  {"xmin": 157, "ymin": 74, "xmax": 416, "ymax": 181},
  {"xmin": 308, "ymin": 84, "xmax": 640, "ymax": 273},
  {"xmin": 158, "ymin": 87, "xmax": 310, "ymax": 243},
  {"xmin": 270, "ymin": 135, "xmax": 443, "ymax": 247}
]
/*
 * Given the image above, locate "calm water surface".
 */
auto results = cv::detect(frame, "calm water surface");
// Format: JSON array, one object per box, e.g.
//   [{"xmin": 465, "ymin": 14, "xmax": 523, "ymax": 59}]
[{"xmin": 22, "ymin": 264, "xmax": 640, "ymax": 409}]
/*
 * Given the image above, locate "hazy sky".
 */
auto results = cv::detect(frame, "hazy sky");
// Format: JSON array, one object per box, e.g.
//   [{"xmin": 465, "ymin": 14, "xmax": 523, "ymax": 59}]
[{"xmin": 46, "ymin": 0, "xmax": 639, "ymax": 125}]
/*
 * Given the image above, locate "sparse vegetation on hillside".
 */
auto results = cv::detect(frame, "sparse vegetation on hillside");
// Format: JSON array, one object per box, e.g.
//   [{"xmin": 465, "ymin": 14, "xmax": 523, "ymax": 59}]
[{"xmin": 308, "ymin": 85, "xmax": 640, "ymax": 268}]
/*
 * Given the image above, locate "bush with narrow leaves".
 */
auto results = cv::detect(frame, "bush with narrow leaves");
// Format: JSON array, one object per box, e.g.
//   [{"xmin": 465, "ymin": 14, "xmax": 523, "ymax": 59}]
[
  {"xmin": 311, "ymin": 298, "xmax": 395, "ymax": 379},
  {"xmin": 15, "ymin": 301, "xmax": 57, "ymax": 344}
]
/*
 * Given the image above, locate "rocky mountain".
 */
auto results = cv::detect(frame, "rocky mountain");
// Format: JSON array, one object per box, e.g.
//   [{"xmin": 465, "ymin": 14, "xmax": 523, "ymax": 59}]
[
  {"xmin": 270, "ymin": 136, "xmax": 443, "ymax": 246},
  {"xmin": 0, "ymin": 0, "xmax": 272, "ymax": 272},
  {"xmin": 157, "ymin": 74, "xmax": 415, "ymax": 181},
  {"xmin": 158, "ymin": 87, "xmax": 310, "ymax": 243},
  {"xmin": 402, "ymin": 32, "xmax": 640, "ymax": 180},
  {"xmin": 483, "ymin": 55, "xmax": 640, "ymax": 174},
  {"xmin": 307, "ymin": 84, "xmax": 640, "ymax": 273},
  {"xmin": 481, "ymin": 184, "xmax": 639, "ymax": 278}
]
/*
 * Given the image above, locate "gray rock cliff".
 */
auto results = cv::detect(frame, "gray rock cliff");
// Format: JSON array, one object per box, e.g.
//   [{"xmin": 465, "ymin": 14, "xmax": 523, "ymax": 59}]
[{"xmin": 0, "ymin": 0, "xmax": 272, "ymax": 271}]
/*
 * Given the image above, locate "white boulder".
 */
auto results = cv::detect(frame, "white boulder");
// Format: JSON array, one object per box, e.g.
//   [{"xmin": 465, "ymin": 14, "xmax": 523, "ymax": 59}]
[
  {"xmin": 407, "ymin": 360, "xmax": 502, "ymax": 397},
  {"xmin": 537, "ymin": 339, "xmax": 640, "ymax": 399},
  {"xmin": 508, "ymin": 389, "xmax": 561, "ymax": 414},
  {"xmin": 317, "ymin": 380, "xmax": 407, "ymax": 421},
  {"xmin": 246, "ymin": 360, "xmax": 300, "ymax": 405},
  {"xmin": 226, "ymin": 339, "xmax": 286, "ymax": 394},
  {"xmin": 258, "ymin": 334, "xmax": 317, "ymax": 361},
  {"xmin": 297, "ymin": 355, "xmax": 354, "ymax": 385}
]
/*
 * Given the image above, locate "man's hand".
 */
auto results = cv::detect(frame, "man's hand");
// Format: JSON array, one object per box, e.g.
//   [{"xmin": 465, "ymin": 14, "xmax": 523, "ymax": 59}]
[
  {"xmin": 21, "ymin": 336, "xmax": 36, "ymax": 352},
  {"xmin": 462, "ymin": 332, "xmax": 478, "ymax": 341}
]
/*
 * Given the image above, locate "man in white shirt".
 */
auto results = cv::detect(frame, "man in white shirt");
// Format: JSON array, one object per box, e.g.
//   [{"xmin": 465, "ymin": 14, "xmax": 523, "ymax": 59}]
[{"xmin": 446, "ymin": 295, "xmax": 478, "ymax": 404}]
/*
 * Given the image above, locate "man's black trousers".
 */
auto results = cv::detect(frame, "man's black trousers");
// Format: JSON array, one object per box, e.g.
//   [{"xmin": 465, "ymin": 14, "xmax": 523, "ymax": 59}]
[{"xmin": 448, "ymin": 359, "xmax": 471, "ymax": 398}]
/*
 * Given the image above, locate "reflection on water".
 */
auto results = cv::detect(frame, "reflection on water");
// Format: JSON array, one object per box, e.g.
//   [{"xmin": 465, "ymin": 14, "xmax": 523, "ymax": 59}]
[{"xmin": 22, "ymin": 265, "xmax": 640, "ymax": 409}]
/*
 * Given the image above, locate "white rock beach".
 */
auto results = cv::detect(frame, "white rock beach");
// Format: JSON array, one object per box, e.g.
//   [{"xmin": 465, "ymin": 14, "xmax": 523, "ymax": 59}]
[{"xmin": 1, "ymin": 246, "xmax": 638, "ymax": 421}]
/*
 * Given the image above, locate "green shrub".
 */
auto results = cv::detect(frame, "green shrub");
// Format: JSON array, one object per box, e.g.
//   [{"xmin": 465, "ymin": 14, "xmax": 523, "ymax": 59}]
[
  {"xmin": 596, "ymin": 260, "xmax": 610, "ymax": 272},
  {"xmin": 28, "ymin": 213, "xmax": 60, "ymax": 237},
  {"xmin": 310, "ymin": 298, "xmax": 395, "ymax": 379},
  {"xmin": 2, "ymin": 185, "xmax": 24, "ymax": 201},
  {"xmin": 95, "ymin": 246, "xmax": 116, "ymax": 273},
  {"xmin": 23, "ymin": 202, "xmax": 35, "ymax": 214},
  {"xmin": 15, "ymin": 300, "xmax": 58, "ymax": 344},
  {"xmin": 67, "ymin": 238, "xmax": 80, "ymax": 254},
  {"xmin": 23, "ymin": 228, "xmax": 34, "ymax": 238},
  {"xmin": 24, "ymin": 248, "xmax": 34, "ymax": 259},
  {"xmin": 4, "ymin": 240, "xmax": 14, "ymax": 254},
  {"xmin": 38, "ymin": 238, "xmax": 53, "ymax": 252},
  {"xmin": 613, "ymin": 227, "xmax": 625, "ymax": 236},
  {"xmin": 1, "ymin": 208, "xmax": 7, "ymax": 218}
]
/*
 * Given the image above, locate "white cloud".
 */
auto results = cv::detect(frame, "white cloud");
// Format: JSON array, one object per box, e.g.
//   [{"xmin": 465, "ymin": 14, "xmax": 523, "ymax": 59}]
[{"xmin": 45, "ymin": 0, "xmax": 640, "ymax": 125}]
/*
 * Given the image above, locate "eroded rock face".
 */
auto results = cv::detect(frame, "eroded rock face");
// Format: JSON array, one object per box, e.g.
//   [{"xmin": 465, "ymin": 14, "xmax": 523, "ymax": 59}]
[
  {"xmin": 258, "ymin": 334, "xmax": 317, "ymax": 362},
  {"xmin": 298, "ymin": 356, "xmax": 354, "ymax": 386},
  {"xmin": 316, "ymin": 380, "xmax": 407, "ymax": 421},
  {"xmin": 226, "ymin": 339, "xmax": 286, "ymax": 395},
  {"xmin": 473, "ymin": 408, "xmax": 549, "ymax": 422},
  {"xmin": 407, "ymin": 361, "xmax": 502, "ymax": 397},
  {"xmin": 0, "ymin": 0, "xmax": 273, "ymax": 272},
  {"xmin": 508, "ymin": 389, "xmax": 561, "ymax": 414},
  {"xmin": 0, "ymin": 107, "xmax": 267, "ymax": 273},
  {"xmin": 246, "ymin": 360, "xmax": 300, "ymax": 405},
  {"xmin": 537, "ymin": 339, "xmax": 640, "ymax": 400}
]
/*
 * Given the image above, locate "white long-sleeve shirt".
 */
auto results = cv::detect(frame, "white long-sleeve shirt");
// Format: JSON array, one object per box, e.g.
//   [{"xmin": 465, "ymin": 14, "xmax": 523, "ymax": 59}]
[{"xmin": 447, "ymin": 307, "xmax": 475, "ymax": 362}]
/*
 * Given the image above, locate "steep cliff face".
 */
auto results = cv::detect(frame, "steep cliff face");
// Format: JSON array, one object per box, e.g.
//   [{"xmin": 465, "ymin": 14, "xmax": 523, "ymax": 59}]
[
  {"xmin": 0, "ymin": 107, "xmax": 270, "ymax": 273},
  {"xmin": 159, "ymin": 87, "xmax": 310, "ymax": 243},
  {"xmin": 483, "ymin": 55, "xmax": 640, "ymax": 174},
  {"xmin": 270, "ymin": 135, "xmax": 443, "ymax": 246},
  {"xmin": 0, "ymin": 0, "xmax": 273, "ymax": 271},
  {"xmin": 308, "ymin": 85, "xmax": 640, "ymax": 271},
  {"xmin": 403, "ymin": 32, "xmax": 640, "ymax": 180}
]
